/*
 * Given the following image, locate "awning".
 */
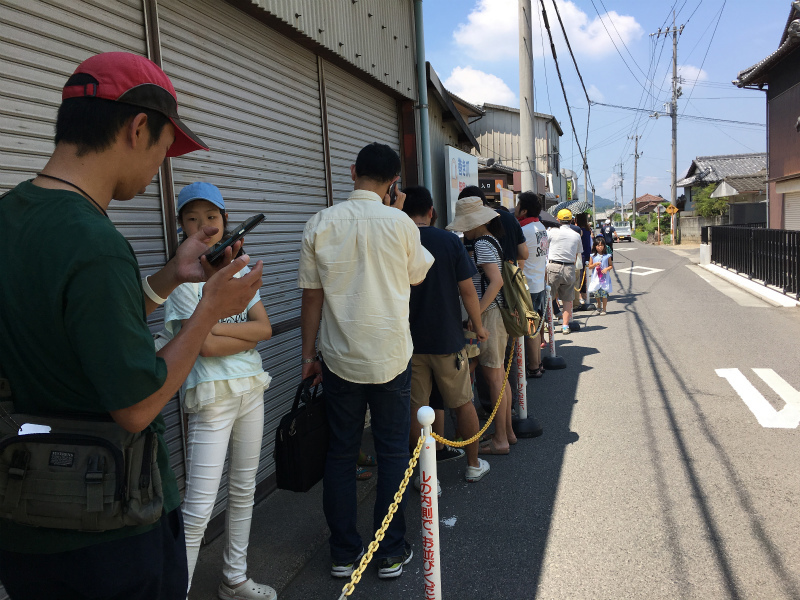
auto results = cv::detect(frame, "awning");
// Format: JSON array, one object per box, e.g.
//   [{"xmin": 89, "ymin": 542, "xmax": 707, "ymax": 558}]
[{"xmin": 710, "ymin": 181, "xmax": 739, "ymax": 198}]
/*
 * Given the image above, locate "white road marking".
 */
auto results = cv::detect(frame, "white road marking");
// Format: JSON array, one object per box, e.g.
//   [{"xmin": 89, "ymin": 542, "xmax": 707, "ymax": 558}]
[
  {"xmin": 686, "ymin": 265, "xmax": 769, "ymax": 307},
  {"xmin": 716, "ymin": 368, "xmax": 800, "ymax": 428},
  {"xmin": 613, "ymin": 247, "xmax": 637, "ymax": 252},
  {"xmin": 616, "ymin": 266, "xmax": 664, "ymax": 276}
]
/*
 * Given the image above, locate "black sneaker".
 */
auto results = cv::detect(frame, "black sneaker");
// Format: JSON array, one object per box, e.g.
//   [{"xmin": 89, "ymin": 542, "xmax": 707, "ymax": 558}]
[
  {"xmin": 436, "ymin": 447, "xmax": 465, "ymax": 462},
  {"xmin": 377, "ymin": 543, "xmax": 413, "ymax": 579},
  {"xmin": 331, "ymin": 547, "xmax": 365, "ymax": 578}
]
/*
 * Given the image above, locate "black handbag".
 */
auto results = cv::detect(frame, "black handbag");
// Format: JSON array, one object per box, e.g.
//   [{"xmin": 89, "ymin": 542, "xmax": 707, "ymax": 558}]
[{"xmin": 273, "ymin": 378, "xmax": 328, "ymax": 492}]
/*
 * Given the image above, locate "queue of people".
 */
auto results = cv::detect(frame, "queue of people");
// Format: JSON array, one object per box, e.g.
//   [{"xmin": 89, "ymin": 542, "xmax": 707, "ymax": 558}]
[{"xmin": 0, "ymin": 50, "xmax": 615, "ymax": 600}]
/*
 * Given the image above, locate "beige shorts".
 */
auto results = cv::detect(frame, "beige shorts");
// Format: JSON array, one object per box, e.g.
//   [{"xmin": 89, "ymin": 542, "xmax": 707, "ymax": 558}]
[
  {"xmin": 546, "ymin": 263, "xmax": 576, "ymax": 302},
  {"xmin": 478, "ymin": 306, "xmax": 509, "ymax": 369},
  {"xmin": 411, "ymin": 353, "xmax": 472, "ymax": 414}
]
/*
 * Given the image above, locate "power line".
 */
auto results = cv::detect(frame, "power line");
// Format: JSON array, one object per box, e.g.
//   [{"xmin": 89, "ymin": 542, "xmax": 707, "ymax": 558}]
[
  {"xmin": 538, "ymin": 0, "xmax": 592, "ymax": 188},
  {"xmin": 535, "ymin": 0, "xmax": 553, "ymax": 115},
  {"xmin": 548, "ymin": 0, "xmax": 592, "ymax": 179},
  {"xmin": 585, "ymin": 0, "xmax": 659, "ymax": 102},
  {"xmin": 595, "ymin": 0, "xmax": 649, "ymax": 79},
  {"xmin": 590, "ymin": 100, "xmax": 765, "ymax": 127},
  {"xmin": 680, "ymin": 0, "xmax": 726, "ymax": 116}
]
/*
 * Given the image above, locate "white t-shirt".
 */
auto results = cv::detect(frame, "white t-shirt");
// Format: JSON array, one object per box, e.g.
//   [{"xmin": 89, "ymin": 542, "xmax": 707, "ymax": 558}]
[
  {"xmin": 521, "ymin": 220, "xmax": 548, "ymax": 293},
  {"xmin": 164, "ymin": 267, "xmax": 265, "ymax": 396},
  {"xmin": 546, "ymin": 226, "xmax": 582, "ymax": 264}
]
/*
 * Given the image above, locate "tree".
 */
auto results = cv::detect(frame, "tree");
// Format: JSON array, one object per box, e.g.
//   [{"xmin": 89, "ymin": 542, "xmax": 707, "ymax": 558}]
[{"xmin": 694, "ymin": 184, "xmax": 729, "ymax": 218}]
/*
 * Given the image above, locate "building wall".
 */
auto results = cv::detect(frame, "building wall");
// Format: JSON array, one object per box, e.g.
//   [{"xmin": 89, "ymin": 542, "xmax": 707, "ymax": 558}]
[
  {"xmin": 0, "ymin": 2, "xmax": 417, "ymax": 583},
  {"xmin": 248, "ymin": 0, "xmax": 417, "ymax": 101},
  {"xmin": 428, "ymin": 89, "xmax": 467, "ymax": 224},
  {"xmin": 469, "ymin": 107, "xmax": 562, "ymax": 194}
]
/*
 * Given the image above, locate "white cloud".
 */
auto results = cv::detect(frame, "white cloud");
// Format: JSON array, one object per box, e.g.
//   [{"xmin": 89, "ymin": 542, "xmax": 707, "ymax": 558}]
[
  {"xmin": 677, "ymin": 64, "xmax": 709, "ymax": 88},
  {"xmin": 587, "ymin": 84, "xmax": 604, "ymax": 102},
  {"xmin": 452, "ymin": 0, "xmax": 643, "ymax": 61},
  {"xmin": 443, "ymin": 66, "xmax": 517, "ymax": 106},
  {"xmin": 640, "ymin": 175, "xmax": 662, "ymax": 188}
]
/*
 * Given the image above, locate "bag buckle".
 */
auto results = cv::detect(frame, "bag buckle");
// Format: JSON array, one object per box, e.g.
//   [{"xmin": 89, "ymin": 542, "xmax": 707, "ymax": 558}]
[
  {"xmin": 85, "ymin": 455, "xmax": 106, "ymax": 513},
  {"xmin": 8, "ymin": 449, "xmax": 29, "ymax": 479}
]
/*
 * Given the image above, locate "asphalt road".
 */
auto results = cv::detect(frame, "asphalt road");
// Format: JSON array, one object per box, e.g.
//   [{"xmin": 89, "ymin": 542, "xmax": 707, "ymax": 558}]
[{"xmin": 276, "ymin": 241, "xmax": 800, "ymax": 600}]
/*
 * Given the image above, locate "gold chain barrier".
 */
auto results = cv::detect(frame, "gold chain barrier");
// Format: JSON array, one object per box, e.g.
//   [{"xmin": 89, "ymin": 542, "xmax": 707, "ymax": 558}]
[
  {"xmin": 337, "ymin": 434, "xmax": 425, "ymax": 600},
  {"xmin": 573, "ymin": 263, "xmax": 587, "ymax": 292},
  {"xmin": 337, "ymin": 339, "xmax": 515, "ymax": 598}
]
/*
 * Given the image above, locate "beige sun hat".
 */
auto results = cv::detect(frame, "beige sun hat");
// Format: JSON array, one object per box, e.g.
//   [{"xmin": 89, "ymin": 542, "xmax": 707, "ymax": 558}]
[{"xmin": 446, "ymin": 196, "xmax": 500, "ymax": 232}]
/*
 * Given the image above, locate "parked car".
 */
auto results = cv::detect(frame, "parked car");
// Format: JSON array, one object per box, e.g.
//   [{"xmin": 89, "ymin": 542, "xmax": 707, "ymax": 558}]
[{"xmin": 613, "ymin": 221, "xmax": 632, "ymax": 242}]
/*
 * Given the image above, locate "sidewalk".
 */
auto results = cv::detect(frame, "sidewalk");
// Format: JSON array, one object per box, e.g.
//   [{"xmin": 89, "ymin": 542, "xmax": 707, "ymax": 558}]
[
  {"xmin": 658, "ymin": 242, "xmax": 799, "ymax": 307},
  {"xmin": 188, "ymin": 433, "xmax": 378, "ymax": 599}
]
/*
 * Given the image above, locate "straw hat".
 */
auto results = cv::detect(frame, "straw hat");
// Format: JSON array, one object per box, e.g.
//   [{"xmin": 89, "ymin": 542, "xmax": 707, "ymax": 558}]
[{"xmin": 446, "ymin": 196, "xmax": 499, "ymax": 232}]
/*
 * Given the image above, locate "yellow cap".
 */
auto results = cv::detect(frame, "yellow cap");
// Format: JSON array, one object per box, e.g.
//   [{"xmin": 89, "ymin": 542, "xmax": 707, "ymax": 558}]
[{"xmin": 557, "ymin": 209, "xmax": 573, "ymax": 222}]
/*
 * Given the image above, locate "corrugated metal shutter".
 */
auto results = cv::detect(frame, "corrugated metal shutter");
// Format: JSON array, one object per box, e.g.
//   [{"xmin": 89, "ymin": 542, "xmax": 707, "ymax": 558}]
[
  {"xmin": 0, "ymin": 2, "xmax": 181, "ymax": 598},
  {"xmin": 158, "ymin": 0, "xmax": 328, "ymax": 520},
  {"xmin": 784, "ymin": 191, "xmax": 800, "ymax": 230},
  {"xmin": 323, "ymin": 61, "xmax": 401, "ymax": 203}
]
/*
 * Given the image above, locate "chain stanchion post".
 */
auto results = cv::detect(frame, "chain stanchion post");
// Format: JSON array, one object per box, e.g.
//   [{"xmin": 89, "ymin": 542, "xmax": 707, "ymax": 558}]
[
  {"xmin": 511, "ymin": 337, "xmax": 543, "ymax": 437},
  {"xmin": 417, "ymin": 406, "xmax": 442, "ymax": 600},
  {"xmin": 541, "ymin": 285, "xmax": 566, "ymax": 370}
]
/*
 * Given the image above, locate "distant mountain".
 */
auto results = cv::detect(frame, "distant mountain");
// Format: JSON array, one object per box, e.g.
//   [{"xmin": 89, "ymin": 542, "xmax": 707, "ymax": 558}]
[{"xmin": 576, "ymin": 186, "xmax": 614, "ymax": 210}]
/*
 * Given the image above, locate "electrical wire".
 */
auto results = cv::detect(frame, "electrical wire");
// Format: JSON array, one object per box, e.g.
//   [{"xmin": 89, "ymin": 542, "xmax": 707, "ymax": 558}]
[
  {"xmin": 680, "ymin": 0, "xmax": 726, "ymax": 116},
  {"xmin": 535, "ymin": 0, "xmax": 553, "ymax": 116},
  {"xmin": 537, "ymin": 0, "xmax": 592, "ymax": 189}
]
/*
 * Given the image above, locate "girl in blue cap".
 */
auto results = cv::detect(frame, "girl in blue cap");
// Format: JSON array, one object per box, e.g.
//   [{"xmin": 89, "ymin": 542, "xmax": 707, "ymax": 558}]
[{"xmin": 164, "ymin": 182, "xmax": 275, "ymax": 600}]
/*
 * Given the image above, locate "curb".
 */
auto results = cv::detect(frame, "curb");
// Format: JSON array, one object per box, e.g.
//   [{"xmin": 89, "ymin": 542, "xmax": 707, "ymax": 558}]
[{"xmin": 699, "ymin": 263, "xmax": 799, "ymax": 308}]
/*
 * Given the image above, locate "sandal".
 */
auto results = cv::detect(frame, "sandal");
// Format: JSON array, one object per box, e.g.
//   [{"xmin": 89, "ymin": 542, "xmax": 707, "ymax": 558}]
[
  {"xmin": 526, "ymin": 366, "xmax": 544, "ymax": 379},
  {"xmin": 357, "ymin": 451, "xmax": 377, "ymax": 467},
  {"xmin": 478, "ymin": 440, "xmax": 510, "ymax": 455},
  {"xmin": 356, "ymin": 466, "xmax": 372, "ymax": 481}
]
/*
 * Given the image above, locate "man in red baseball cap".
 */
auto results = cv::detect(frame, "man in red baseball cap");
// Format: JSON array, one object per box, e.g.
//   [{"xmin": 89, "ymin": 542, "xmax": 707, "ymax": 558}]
[{"xmin": 0, "ymin": 52, "xmax": 263, "ymax": 599}]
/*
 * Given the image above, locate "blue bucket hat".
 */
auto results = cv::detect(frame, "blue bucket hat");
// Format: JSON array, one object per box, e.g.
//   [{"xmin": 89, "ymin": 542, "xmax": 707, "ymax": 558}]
[{"xmin": 177, "ymin": 182, "xmax": 225, "ymax": 214}]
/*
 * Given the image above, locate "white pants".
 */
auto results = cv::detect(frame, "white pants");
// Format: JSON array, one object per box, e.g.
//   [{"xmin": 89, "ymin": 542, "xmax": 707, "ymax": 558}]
[{"xmin": 183, "ymin": 385, "xmax": 265, "ymax": 588}]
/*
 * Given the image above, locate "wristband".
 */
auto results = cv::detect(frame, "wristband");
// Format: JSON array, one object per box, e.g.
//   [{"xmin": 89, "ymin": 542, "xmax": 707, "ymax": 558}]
[{"xmin": 142, "ymin": 276, "xmax": 167, "ymax": 305}]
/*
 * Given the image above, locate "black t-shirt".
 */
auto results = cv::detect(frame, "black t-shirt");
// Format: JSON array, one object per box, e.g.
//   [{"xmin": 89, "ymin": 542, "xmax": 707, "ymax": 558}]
[
  {"xmin": 496, "ymin": 209, "xmax": 526, "ymax": 263},
  {"xmin": 409, "ymin": 227, "xmax": 477, "ymax": 354},
  {"xmin": 602, "ymin": 224, "xmax": 616, "ymax": 244}
]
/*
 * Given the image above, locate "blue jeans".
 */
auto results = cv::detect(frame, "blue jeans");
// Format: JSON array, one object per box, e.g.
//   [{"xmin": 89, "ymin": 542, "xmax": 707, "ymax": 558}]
[{"xmin": 322, "ymin": 360, "xmax": 412, "ymax": 562}]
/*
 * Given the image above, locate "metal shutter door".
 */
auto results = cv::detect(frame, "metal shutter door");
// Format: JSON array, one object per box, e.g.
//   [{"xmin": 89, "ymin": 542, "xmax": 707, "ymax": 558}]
[
  {"xmin": 784, "ymin": 192, "xmax": 800, "ymax": 230},
  {"xmin": 158, "ymin": 0, "xmax": 328, "ymax": 519},
  {"xmin": 0, "ymin": 3, "xmax": 181, "ymax": 598},
  {"xmin": 323, "ymin": 61, "xmax": 401, "ymax": 203}
]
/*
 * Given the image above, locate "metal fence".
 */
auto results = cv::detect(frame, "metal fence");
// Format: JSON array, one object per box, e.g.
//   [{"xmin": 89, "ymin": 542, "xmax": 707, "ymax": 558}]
[{"xmin": 707, "ymin": 225, "xmax": 800, "ymax": 298}]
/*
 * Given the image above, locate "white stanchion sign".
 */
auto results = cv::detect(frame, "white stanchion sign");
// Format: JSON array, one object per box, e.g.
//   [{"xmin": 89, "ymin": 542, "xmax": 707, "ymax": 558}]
[
  {"xmin": 515, "ymin": 337, "xmax": 527, "ymax": 419},
  {"xmin": 417, "ymin": 406, "xmax": 441, "ymax": 600},
  {"xmin": 546, "ymin": 285, "xmax": 556, "ymax": 356}
]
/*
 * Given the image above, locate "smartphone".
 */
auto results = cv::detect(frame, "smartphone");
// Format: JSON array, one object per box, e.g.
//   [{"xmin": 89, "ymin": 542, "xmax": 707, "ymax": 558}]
[
  {"xmin": 202, "ymin": 213, "xmax": 265, "ymax": 265},
  {"xmin": 389, "ymin": 182, "xmax": 398, "ymax": 205}
]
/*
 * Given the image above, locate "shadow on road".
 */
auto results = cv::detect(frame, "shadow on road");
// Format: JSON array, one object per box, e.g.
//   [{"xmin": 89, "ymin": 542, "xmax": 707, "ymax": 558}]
[{"xmin": 624, "ymin": 276, "xmax": 800, "ymax": 600}]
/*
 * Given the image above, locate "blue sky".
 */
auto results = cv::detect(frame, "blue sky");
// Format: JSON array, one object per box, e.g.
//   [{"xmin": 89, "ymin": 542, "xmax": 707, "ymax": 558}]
[{"xmin": 423, "ymin": 0, "xmax": 787, "ymax": 202}]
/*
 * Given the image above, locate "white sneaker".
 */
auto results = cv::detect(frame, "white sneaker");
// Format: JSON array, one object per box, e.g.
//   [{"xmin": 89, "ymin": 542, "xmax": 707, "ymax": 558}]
[
  {"xmin": 218, "ymin": 579, "xmax": 277, "ymax": 600},
  {"xmin": 413, "ymin": 474, "xmax": 442, "ymax": 497},
  {"xmin": 464, "ymin": 458, "xmax": 491, "ymax": 483}
]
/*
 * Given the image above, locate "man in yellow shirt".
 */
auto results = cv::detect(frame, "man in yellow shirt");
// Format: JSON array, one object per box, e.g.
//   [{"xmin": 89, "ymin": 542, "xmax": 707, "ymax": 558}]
[{"xmin": 298, "ymin": 143, "xmax": 433, "ymax": 580}]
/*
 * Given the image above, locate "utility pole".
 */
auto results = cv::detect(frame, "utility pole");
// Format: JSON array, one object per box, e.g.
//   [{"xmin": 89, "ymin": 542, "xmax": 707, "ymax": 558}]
[
  {"xmin": 592, "ymin": 185, "xmax": 596, "ymax": 227},
  {"xmin": 618, "ymin": 163, "xmax": 625, "ymax": 223},
  {"xmin": 630, "ymin": 134, "xmax": 641, "ymax": 233},
  {"xmin": 651, "ymin": 15, "xmax": 683, "ymax": 246},
  {"xmin": 518, "ymin": 0, "xmax": 536, "ymax": 193}
]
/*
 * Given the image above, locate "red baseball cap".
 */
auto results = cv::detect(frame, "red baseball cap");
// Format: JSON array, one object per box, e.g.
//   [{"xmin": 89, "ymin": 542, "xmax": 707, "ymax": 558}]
[{"xmin": 61, "ymin": 52, "xmax": 208, "ymax": 157}]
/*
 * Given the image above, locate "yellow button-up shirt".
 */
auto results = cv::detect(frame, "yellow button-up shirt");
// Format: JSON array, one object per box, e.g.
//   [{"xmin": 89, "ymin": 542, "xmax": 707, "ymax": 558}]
[{"xmin": 298, "ymin": 189, "xmax": 435, "ymax": 384}]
